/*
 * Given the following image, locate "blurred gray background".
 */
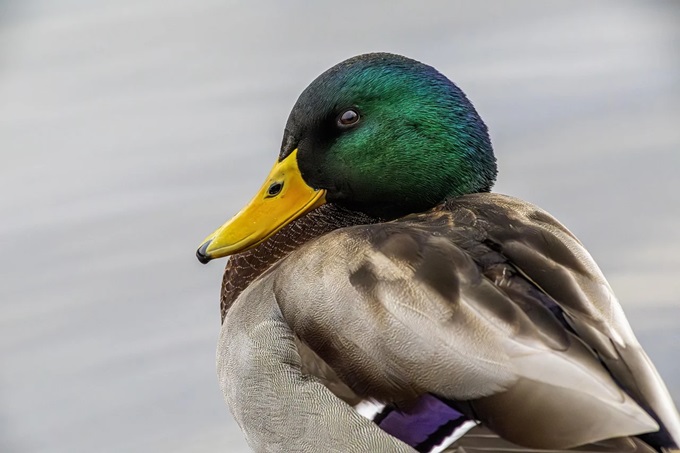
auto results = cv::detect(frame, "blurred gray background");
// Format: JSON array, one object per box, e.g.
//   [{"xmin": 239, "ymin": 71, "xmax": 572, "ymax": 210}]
[{"xmin": 1, "ymin": 1, "xmax": 679, "ymax": 452}]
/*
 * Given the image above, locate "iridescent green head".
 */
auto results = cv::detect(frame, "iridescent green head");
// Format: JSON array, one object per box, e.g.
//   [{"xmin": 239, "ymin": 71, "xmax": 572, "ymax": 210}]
[{"xmin": 281, "ymin": 52, "xmax": 496, "ymax": 219}]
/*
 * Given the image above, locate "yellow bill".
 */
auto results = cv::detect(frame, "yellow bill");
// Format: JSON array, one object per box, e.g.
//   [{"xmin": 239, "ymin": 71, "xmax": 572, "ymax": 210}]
[{"xmin": 196, "ymin": 149, "xmax": 326, "ymax": 263}]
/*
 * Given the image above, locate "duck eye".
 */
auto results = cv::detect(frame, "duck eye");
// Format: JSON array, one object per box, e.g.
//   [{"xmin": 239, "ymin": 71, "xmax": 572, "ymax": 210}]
[
  {"xmin": 267, "ymin": 181, "xmax": 283, "ymax": 197},
  {"xmin": 338, "ymin": 109, "xmax": 360, "ymax": 127}
]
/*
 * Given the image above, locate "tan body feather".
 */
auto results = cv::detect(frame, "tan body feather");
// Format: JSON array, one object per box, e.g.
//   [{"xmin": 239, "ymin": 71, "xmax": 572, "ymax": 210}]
[{"xmin": 217, "ymin": 194, "xmax": 680, "ymax": 452}]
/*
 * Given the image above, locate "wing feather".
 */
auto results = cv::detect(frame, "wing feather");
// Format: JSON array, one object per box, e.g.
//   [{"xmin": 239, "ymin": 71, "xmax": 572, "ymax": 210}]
[
  {"xmin": 459, "ymin": 193, "xmax": 680, "ymax": 447},
  {"xmin": 273, "ymin": 202, "xmax": 659, "ymax": 448}
]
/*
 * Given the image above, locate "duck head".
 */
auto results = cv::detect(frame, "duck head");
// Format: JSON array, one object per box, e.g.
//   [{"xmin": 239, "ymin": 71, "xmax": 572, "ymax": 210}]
[{"xmin": 197, "ymin": 53, "xmax": 496, "ymax": 263}]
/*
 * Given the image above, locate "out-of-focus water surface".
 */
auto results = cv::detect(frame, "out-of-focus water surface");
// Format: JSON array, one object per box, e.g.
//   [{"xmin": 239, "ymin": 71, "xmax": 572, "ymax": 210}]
[{"xmin": 1, "ymin": 1, "xmax": 679, "ymax": 452}]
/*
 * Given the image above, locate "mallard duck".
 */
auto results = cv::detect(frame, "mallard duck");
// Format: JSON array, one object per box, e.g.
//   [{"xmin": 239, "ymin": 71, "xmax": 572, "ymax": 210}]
[{"xmin": 196, "ymin": 53, "xmax": 680, "ymax": 452}]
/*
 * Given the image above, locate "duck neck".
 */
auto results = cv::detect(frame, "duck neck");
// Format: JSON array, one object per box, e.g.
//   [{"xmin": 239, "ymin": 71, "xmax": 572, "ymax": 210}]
[{"xmin": 220, "ymin": 204, "xmax": 379, "ymax": 322}]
